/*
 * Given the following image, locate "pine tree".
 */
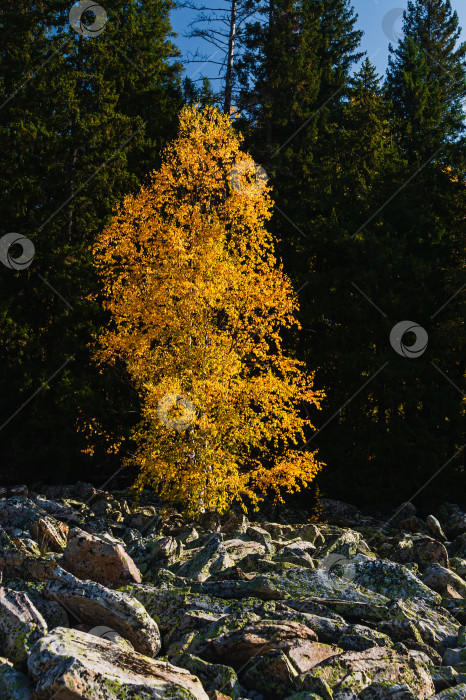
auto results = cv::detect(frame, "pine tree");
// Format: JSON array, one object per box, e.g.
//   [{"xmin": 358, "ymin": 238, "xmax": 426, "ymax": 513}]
[
  {"xmin": 386, "ymin": 0, "xmax": 466, "ymax": 160},
  {"xmin": 0, "ymin": 1, "xmax": 182, "ymax": 484},
  {"xmin": 321, "ymin": 0, "xmax": 466, "ymax": 505},
  {"xmin": 309, "ymin": 0, "xmax": 466, "ymax": 504},
  {"xmin": 182, "ymin": 75, "xmax": 216, "ymax": 106}
]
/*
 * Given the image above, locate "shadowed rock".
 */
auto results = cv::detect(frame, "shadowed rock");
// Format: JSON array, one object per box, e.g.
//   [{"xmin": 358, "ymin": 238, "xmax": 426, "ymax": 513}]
[
  {"xmin": 0, "ymin": 588, "xmax": 47, "ymax": 665},
  {"xmin": 423, "ymin": 563, "xmax": 466, "ymax": 599},
  {"xmin": 0, "ymin": 656, "xmax": 32, "ymax": 699}
]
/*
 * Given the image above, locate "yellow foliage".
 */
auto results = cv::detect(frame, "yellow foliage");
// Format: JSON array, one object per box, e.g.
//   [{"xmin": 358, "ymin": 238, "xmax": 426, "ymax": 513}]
[{"xmin": 91, "ymin": 105, "xmax": 325, "ymax": 519}]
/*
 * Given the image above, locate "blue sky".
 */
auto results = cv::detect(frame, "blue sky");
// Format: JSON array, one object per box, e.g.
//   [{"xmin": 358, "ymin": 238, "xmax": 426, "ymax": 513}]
[{"xmin": 170, "ymin": 0, "xmax": 466, "ymax": 85}]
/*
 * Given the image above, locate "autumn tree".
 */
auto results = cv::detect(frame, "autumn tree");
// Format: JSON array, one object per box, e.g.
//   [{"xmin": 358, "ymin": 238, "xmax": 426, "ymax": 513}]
[{"xmin": 92, "ymin": 105, "xmax": 324, "ymax": 518}]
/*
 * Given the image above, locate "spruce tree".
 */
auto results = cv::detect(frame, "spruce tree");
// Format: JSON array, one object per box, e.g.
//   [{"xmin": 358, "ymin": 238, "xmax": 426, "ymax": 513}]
[
  {"xmin": 328, "ymin": 0, "xmax": 466, "ymax": 505},
  {"xmin": 311, "ymin": 1, "xmax": 466, "ymax": 504},
  {"xmin": 386, "ymin": 0, "xmax": 466, "ymax": 159},
  {"xmin": 0, "ymin": 1, "xmax": 182, "ymax": 484}
]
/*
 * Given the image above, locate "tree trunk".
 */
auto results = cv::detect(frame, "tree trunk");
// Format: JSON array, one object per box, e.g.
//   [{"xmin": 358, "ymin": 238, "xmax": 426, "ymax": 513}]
[{"xmin": 223, "ymin": 0, "xmax": 238, "ymax": 114}]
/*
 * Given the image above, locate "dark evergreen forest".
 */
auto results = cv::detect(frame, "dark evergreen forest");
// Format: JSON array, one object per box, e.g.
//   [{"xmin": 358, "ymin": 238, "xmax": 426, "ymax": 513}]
[{"xmin": 1, "ymin": 0, "xmax": 464, "ymax": 512}]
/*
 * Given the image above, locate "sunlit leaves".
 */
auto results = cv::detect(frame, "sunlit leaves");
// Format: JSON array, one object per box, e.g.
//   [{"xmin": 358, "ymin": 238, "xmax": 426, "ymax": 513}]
[{"xmin": 92, "ymin": 105, "xmax": 324, "ymax": 518}]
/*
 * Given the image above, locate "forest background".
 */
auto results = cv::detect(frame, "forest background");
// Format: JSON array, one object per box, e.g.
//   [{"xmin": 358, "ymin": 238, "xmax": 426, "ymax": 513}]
[{"xmin": 0, "ymin": 0, "xmax": 465, "ymax": 513}]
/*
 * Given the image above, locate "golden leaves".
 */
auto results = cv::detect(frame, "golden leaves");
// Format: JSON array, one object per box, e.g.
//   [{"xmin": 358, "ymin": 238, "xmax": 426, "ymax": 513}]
[{"xmin": 91, "ymin": 104, "xmax": 324, "ymax": 519}]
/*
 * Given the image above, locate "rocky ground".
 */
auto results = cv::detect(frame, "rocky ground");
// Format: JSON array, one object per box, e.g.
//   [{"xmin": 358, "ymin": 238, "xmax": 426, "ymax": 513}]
[{"xmin": 1, "ymin": 483, "xmax": 466, "ymax": 699}]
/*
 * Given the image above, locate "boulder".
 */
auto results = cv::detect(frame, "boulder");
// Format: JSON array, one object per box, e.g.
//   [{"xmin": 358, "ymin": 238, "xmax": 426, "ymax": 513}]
[
  {"xmin": 247, "ymin": 526, "xmax": 275, "ymax": 554},
  {"xmin": 221, "ymin": 513, "xmax": 249, "ymax": 536},
  {"xmin": 222, "ymin": 566, "xmax": 391, "ymax": 606},
  {"xmin": 172, "ymin": 653, "xmax": 244, "ymax": 698},
  {"xmin": 390, "ymin": 503, "xmax": 417, "ymax": 527},
  {"xmin": 431, "ymin": 685, "xmax": 466, "ymax": 699},
  {"xmin": 318, "ymin": 531, "xmax": 360, "ymax": 560},
  {"xmin": 427, "ymin": 516, "xmax": 448, "ymax": 542},
  {"xmin": 0, "ymin": 486, "xmax": 28, "ymax": 499},
  {"xmin": 378, "ymin": 597, "xmax": 459, "ymax": 652},
  {"xmin": 224, "ymin": 538, "xmax": 267, "ymax": 561},
  {"xmin": 197, "ymin": 619, "xmax": 319, "ymax": 667},
  {"xmin": 0, "ymin": 549, "xmax": 61, "ymax": 583},
  {"xmin": 352, "ymin": 559, "xmax": 442, "ymax": 603},
  {"xmin": 298, "ymin": 647, "xmax": 434, "ymax": 698},
  {"xmin": 29, "ymin": 515, "xmax": 68, "ymax": 553},
  {"xmin": 0, "ymin": 587, "xmax": 47, "ymax": 665},
  {"xmin": 61, "ymin": 526, "xmax": 141, "ymax": 586},
  {"xmin": 319, "ymin": 500, "xmax": 362, "ymax": 525},
  {"xmin": 0, "ymin": 498, "xmax": 46, "ymax": 532},
  {"xmin": 197, "ymin": 574, "xmax": 290, "ymax": 600},
  {"xmin": 359, "ymin": 682, "xmax": 417, "ymax": 698},
  {"xmin": 261, "ymin": 522, "xmax": 298, "ymax": 541},
  {"xmin": 28, "ymin": 627, "xmax": 209, "ymax": 699},
  {"xmin": 442, "ymin": 647, "xmax": 466, "ymax": 666},
  {"xmin": 0, "ymin": 657, "xmax": 32, "ymax": 699},
  {"xmin": 423, "ymin": 564, "xmax": 466, "ymax": 599},
  {"xmin": 44, "ymin": 566, "xmax": 160, "ymax": 656},
  {"xmin": 450, "ymin": 558, "xmax": 466, "ymax": 580},
  {"xmin": 3, "ymin": 580, "xmax": 69, "ymax": 629},
  {"xmin": 436, "ymin": 504, "xmax": 466, "ymax": 539},
  {"xmin": 241, "ymin": 648, "xmax": 299, "ymax": 698},
  {"xmin": 31, "ymin": 495, "xmax": 81, "ymax": 524},
  {"xmin": 177, "ymin": 533, "xmax": 235, "ymax": 582}
]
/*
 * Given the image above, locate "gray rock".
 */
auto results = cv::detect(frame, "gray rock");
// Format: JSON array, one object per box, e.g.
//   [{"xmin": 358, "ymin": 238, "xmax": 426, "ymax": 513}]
[
  {"xmin": 437, "ymin": 505, "xmax": 466, "ymax": 539},
  {"xmin": 0, "ymin": 587, "xmax": 47, "ymax": 665},
  {"xmin": 390, "ymin": 503, "xmax": 417, "ymax": 527},
  {"xmin": 197, "ymin": 618, "xmax": 319, "ymax": 667},
  {"xmin": 359, "ymin": 682, "xmax": 417, "ymax": 699},
  {"xmin": 2, "ymin": 580, "xmax": 69, "ymax": 630},
  {"xmin": 352, "ymin": 558, "xmax": 442, "ymax": 603},
  {"xmin": 377, "ymin": 597, "xmax": 459, "ymax": 652},
  {"xmin": 28, "ymin": 627, "xmax": 210, "ymax": 699},
  {"xmin": 431, "ymin": 684, "xmax": 466, "ymax": 699},
  {"xmin": 224, "ymin": 538, "xmax": 267, "ymax": 562},
  {"xmin": 298, "ymin": 647, "xmax": 434, "ymax": 698},
  {"xmin": 172, "ymin": 652, "xmax": 244, "ymax": 698},
  {"xmin": 319, "ymin": 499, "xmax": 362, "ymax": 524},
  {"xmin": 0, "ymin": 656, "xmax": 32, "ymax": 699},
  {"xmin": 284, "ymin": 693, "xmax": 326, "ymax": 700},
  {"xmin": 450, "ymin": 559, "xmax": 466, "ymax": 580},
  {"xmin": 177, "ymin": 533, "xmax": 235, "ymax": 582},
  {"xmin": 44, "ymin": 566, "xmax": 161, "ymax": 656},
  {"xmin": 261, "ymin": 522, "xmax": 299, "ymax": 541},
  {"xmin": 0, "ymin": 498, "xmax": 46, "ymax": 532},
  {"xmin": 221, "ymin": 513, "xmax": 249, "ymax": 536},
  {"xmin": 318, "ymin": 531, "xmax": 360, "ymax": 560},
  {"xmin": 284, "ymin": 693, "xmax": 327, "ymax": 700},
  {"xmin": 251, "ymin": 565, "xmax": 391, "ymax": 606},
  {"xmin": 427, "ymin": 515, "xmax": 448, "ymax": 542},
  {"xmin": 247, "ymin": 526, "xmax": 276, "ymax": 554},
  {"xmin": 423, "ymin": 564, "xmax": 466, "ymax": 599},
  {"xmin": 443, "ymin": 647, "xmax": 466, "ymax": 666},
  {"xmin": 430, "ymin": 665, "xmax": 461, "ymax": 692},
  {"xmin": 241, "ymin": 648, "xmax": 298, "ymax": 699}
]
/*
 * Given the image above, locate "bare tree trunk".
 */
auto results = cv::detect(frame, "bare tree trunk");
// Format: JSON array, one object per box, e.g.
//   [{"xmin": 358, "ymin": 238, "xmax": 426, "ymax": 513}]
[
  {"xmin": 65, "ymin": 139, "xmax": 77, "ymax": 242},
  {"xmin": 64, "ymin": 35, "xmax": 82, "ymax": 242},
  {"xmin": 223, "ymin": 0, "xmax": 238, "ymax": 114},
  {"xmin": 265, "ymin": 0, "xmax": 273, "ymax": 152}
]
